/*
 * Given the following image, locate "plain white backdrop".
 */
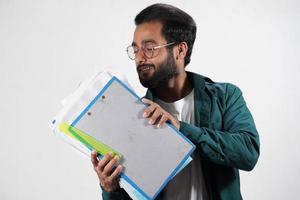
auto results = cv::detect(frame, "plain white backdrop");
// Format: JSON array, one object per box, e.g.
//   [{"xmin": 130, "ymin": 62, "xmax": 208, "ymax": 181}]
[{"xmin": 0, "ymin": 0, "xmax": 299, "ymax": 199}]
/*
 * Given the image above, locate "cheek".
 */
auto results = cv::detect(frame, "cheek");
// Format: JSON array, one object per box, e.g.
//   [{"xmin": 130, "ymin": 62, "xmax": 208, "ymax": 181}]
[
  {"xmin": 135, "ymin": 60, "xmax": 139, "ymax": 66},
  {"xmin": 151, "ymin": 60, "xmax": 162, "ymax": 70},
  {"xmin": 152, "ymin": 53, "xmax": 169, "ymax": 67}
]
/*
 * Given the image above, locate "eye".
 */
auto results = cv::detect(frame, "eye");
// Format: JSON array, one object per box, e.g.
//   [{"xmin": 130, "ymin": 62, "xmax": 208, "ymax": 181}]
[
  {"xmin": 145, "ymin": 46, "xmax": 154, "ymax": 52},
  {"xmin": 144, "ymin": 42, "xmax": 156, "ymax": 49}
]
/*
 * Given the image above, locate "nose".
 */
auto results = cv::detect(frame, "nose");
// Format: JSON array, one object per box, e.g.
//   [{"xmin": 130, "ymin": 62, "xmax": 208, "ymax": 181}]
[{"xmin": 135, "ymin": 48, "xmax": 147, "ymax": 64}]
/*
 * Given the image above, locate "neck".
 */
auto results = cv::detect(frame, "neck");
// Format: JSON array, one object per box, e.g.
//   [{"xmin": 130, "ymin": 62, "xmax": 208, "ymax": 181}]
[{"xmin": 153, "ymin": 71, "xmax": 192, "ymax": 103}]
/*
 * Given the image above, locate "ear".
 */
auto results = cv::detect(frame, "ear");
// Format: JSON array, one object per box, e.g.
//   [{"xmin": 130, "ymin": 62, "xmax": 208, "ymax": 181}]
[{"xmin": 174, "ymin": 42, "xmax": 188, "ymax": 60}]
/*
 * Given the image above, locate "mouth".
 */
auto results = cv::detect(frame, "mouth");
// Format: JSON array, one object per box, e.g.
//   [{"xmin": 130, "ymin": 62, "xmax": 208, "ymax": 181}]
[{"xmin": 137, "ymin": 65, "xmax": 154, "ymax": 73}]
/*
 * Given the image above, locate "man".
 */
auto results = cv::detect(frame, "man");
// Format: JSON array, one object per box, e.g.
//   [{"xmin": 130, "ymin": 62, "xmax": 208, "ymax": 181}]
[{"xmin": 91, "ymin": 3, "xmax": 260, "ymax": 200}]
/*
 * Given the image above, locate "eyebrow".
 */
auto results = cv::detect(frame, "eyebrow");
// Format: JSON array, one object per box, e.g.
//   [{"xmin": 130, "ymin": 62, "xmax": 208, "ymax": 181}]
[{"xmin": 131, "ymin": 39, "xmax": 158, "ymax": 46}]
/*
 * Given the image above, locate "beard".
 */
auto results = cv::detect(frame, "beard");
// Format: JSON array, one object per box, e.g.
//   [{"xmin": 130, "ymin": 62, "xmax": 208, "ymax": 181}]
[{"xmin": 138, "ymin": 52, "xmax": 178, "ymax": 89}]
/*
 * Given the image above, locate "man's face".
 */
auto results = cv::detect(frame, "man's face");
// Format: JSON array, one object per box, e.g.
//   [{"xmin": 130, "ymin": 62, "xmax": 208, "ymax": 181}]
[{"xmin": 132, "ymin": 22, "xmax": 178, "ymax": 89}]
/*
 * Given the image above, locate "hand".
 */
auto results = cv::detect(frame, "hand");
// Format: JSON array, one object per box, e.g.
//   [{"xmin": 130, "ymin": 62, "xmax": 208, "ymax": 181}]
[
  {"xmin": 91, "ymin": 151, "xmax": 123, "ymax": 192},
  {"xmin": 142, "ymin": 98, "xmax": 180, "ymax": 129}
]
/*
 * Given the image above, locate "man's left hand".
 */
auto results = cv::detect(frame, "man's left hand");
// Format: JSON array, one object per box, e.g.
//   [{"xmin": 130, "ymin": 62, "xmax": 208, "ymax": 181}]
[{"xmin": 142, "ymin": 98, "xmax": 180, "ymax": 129}]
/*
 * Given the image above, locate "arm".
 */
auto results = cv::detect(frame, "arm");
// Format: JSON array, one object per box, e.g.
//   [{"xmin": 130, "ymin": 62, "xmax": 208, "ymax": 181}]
[
  {"xmin": 180, "ymin": 85, "xmax": 260, "ymax": 171},
  {"xmin": 101, "ymin": 188, "xmax": 132, "ymax": 200}
]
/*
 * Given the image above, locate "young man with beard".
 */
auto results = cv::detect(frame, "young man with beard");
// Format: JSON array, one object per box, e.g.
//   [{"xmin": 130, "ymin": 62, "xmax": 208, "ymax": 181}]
[{"xmin": 91, "ymin": 3, "xmax": 260, "ymax": 200}]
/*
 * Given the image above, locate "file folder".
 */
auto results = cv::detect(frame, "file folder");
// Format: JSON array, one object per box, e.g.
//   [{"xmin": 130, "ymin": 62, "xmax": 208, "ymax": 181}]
[{"xmin": 51, "ymin": 71, "xmax": 195, "ymax": 200}]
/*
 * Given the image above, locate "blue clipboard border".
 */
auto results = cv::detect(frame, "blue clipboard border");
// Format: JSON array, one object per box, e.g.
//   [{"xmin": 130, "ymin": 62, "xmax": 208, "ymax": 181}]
[{"xmin": 71, "ymin": 76, "xmax": 196, "ymax": 200}]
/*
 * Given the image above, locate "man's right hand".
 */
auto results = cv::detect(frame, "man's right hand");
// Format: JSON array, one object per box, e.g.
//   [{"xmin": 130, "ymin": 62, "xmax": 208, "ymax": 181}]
[{"xmin": 91, "ymin": 150, "xmax": 123, "ymax": 192}]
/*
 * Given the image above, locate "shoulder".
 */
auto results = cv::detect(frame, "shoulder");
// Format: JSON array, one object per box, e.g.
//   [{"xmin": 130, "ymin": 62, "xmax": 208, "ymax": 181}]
[
  {"xmin": 202, "ymin": 76, "xmax": 246, "ymax": 115},
  {"xmin": 206, "ymin": 79, "xmax": 242, "ymax": 98},
  {"xmin": 191, "ymin": 72, "xmax": 243, "ymax": 99}
]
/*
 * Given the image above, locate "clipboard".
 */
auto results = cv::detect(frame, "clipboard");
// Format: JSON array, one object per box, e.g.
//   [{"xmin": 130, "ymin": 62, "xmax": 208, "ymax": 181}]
[{"xmin": 51, "ymin": 72, "xmax": 195, "ymax": 200}]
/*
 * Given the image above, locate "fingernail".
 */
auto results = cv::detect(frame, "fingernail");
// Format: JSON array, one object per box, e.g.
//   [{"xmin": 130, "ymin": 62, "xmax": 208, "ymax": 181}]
[
  {"xmin": 157, "ymin": 124, "xmax": 161, "ymax": 128},
  {"xmin": 148, "ymin": 120, "xmax": 153, "ymax": 124},
  {"xmin": 143, "ymin": 112, "xmax": 146, "ymax": 117},
  {"xmin": 114, "ymin": 155, "xmax": 119, "ymax": 161},
  {"xmin": 108, "ymin": 152, "xmax": 113, "ymax": 157}
]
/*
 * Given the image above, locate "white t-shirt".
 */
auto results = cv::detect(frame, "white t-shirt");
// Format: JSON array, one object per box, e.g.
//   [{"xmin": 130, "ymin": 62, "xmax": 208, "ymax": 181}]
[{"xmin": 155, "ymin": 89, "xmax": 209, "ymax": 200}]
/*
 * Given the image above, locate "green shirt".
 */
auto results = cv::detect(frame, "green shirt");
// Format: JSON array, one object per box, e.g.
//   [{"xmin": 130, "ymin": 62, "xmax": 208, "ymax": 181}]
[{"xmin": 102, "ymin": 71, "xmax": 260, "ymax": 200}]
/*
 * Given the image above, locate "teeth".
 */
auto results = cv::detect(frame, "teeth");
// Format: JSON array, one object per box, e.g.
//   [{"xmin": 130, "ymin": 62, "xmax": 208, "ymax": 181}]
[{"xmin": 140, "ymin": 66, "xmax": 151, "ymax": 72}]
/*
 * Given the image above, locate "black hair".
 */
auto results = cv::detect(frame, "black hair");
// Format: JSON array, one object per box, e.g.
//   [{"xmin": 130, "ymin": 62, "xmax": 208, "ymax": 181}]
[{"xmin": 135, "ymin": 3, "xmax": 197, "ymax": 66}]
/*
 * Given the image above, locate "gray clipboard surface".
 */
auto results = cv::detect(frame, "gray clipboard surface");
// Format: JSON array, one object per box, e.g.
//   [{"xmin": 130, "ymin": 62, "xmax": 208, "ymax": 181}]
[{"xmin": 71, "ymin": 77, "xmax": 195, "ymax": 199}]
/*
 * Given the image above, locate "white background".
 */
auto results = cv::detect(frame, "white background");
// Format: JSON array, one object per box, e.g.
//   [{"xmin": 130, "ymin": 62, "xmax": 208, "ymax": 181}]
[{"xmin": 0, "ymin": 0, "xmax": 299, "ymax": 199}]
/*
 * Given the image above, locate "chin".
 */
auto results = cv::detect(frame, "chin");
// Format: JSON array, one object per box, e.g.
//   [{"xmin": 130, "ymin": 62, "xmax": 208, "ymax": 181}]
[{"xmin": 139, "ymin": 78, "xmax": 155, "ymax": 89}]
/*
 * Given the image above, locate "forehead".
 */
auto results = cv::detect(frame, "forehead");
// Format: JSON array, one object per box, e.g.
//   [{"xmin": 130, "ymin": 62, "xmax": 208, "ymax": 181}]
[{"xmin": 133, "ymin": 21, "xmax": 166, "ymax": 45}]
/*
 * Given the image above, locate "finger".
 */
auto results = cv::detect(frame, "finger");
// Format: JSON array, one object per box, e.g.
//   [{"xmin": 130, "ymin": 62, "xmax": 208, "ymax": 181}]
[
  {"xmin": 143, "ymin": 103, "xmax": 158, "ymax": 118},
  {"xmin": 169, "ymin": 117, "xmax": 180, "ymax": 129},
  {"xmin": 149, "ymin": 109, "xmax": 163, "ymax": 125},
  {"xmin": 103, "ymin": 155, "xmax": 119, "ymax": 176},
  {"xmin": 108, "ymin": 165, "xmax": 123, "ymax": 182},
  {"xmin": 169, "ymin": 118, "xmax": 177, "ymax": 126},
  {"xmin": 91, "ymin": 150, "xmax": 99, "ymax": 168},
  {"xmin": 98, "ymin": 153, "xmax": 113, "ymax": 172},
  {"xmin": 141, "ymin": 98, "xmax": 152, "ymax": 105},
  {"xmin": 157, "ymin": 114, "xmax": 169, "ymax": 128}
]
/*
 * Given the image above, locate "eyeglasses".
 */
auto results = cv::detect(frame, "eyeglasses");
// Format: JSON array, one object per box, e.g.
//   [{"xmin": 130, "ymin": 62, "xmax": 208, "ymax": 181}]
[{"xmin": 126, "ymin": 42, "xmax": 176, "ymax": 60}]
